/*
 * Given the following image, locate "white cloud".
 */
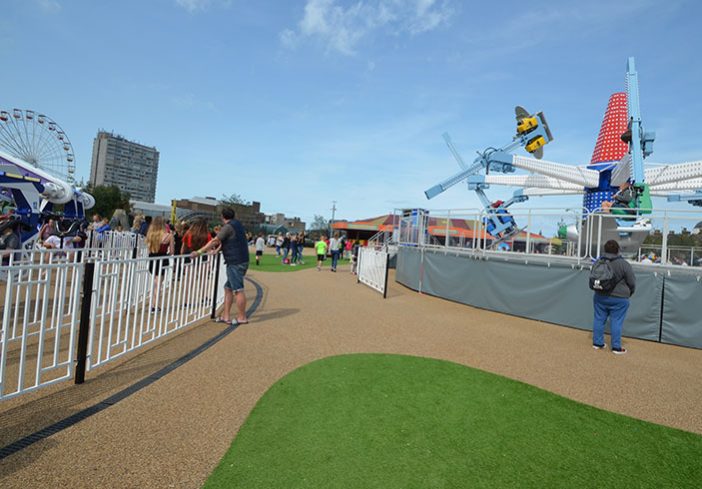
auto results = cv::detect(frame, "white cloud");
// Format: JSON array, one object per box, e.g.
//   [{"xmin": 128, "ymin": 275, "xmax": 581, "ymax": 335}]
[
  {"xmin": 279, "ymin": 29, "xmax": 299, "ymax": 50},
  {"xmin": 37, "ymin": 0, "xmax": 61, "ymax": 14},
  {"xmin": 174, "ymin": 0, "xmax": 231, "ymax": 13},
  {"xmin": 282, "ymin": 0, "xmax": 453, "ymax": 55}
]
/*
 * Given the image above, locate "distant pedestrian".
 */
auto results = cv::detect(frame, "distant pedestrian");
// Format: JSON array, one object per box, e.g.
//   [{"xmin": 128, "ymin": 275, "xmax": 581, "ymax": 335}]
[
  {"xmin": 275, "ymin": 233, "xmax": 283, "ymax": 256},
  {"xmin": 192, "ymin": 208, "xmax": 249, "ymax": 326},
  {"xmin": 72, "ymin": 222, "xmax": 88, "ymax": 261},
  {"xmin": 351, "ymin": 240, "xmax": 360, "ymax": 275},
  {"xmin": 315, "ymin": 235, "xmax": 328, "ymax": 271},
  {"xmin": 344, "ymin": 237, "xmax": 353, "ymax": 259},
  {"xmin": 174, "ymin": 223, "xmax": 184, "ymax": 255},
  {"xmin": 132, "ymin": 215, "xmax": 144, "ymax": 235},
  {"xmin": 290, "ymin": 234, "xmax": 299, "ymax": 265},
  {"xmin": 282, "ymin": 233, "xmax": 291, "ymax": 264},
  {"xmin": 96, "ymin": 217, "xmax": 111, "ymax": 233},
  {"xmin": 297, "ymin": 231, "xmax": 306, "ymax": 265},
  {"xmin": 329, "ymin": 232, "xmax": 341, "ymax": 272},
  {"xmin": 146, "ymin": 216, "xmax": 175, "ymax": 312},
  {"xmin": 255, "ymin": 232, "xmax": 265, "ymax": 265},
  {"xmin": 0, "ymin": 221, "xmax": 21, "ymax": 266},
  {"xmin": 590, "ymin": 240, "xmax": 636, "ymax": 354},
  {"xmin": 181, "ymin": 219, "xmax": 211, "ymax": 256},
  {"xmin": 88, "ymin": 213, "xmax": 101, "ymax": 231},
  {"xmin": 139, "ymin": 215, "xmax": 151, "ymax": 236}
]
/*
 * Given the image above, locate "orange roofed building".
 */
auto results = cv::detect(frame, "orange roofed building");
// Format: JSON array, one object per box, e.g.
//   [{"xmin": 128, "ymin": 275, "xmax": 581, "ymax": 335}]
[{"xmin": 332, "ymin": 214, "xmax": 550, "ymax": 250}]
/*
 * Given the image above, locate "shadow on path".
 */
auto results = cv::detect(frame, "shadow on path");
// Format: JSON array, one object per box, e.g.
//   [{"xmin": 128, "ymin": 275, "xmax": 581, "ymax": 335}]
[{"xmin": 252, "ymin": 308, "xmax": 299, "ymax": 322}]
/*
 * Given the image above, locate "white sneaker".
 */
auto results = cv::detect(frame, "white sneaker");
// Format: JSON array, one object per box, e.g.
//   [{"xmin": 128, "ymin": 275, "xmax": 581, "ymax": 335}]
[
  {"xmin": 612, "ymin": 348, "xmax": 627, "ymax": 355},
  {"xmin": 593, "ymin": 343, "xmax": 607, "ymax": 350}
]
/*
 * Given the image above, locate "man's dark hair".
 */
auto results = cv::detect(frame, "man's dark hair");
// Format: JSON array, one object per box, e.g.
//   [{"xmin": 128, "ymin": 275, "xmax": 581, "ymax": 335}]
[
  {"xmin": 145, "ymin": 216, "xmax": 152, "ymax": 223},
  {"xmin": 604, "ymin": 240, "xmax": 620, "ymax": 254},
  {"xmin": 221, "ymin": 207, "xmax": 235, "ymax": 220}
]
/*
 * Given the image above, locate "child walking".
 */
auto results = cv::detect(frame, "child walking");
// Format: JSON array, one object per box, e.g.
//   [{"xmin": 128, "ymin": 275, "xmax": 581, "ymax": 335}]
[{"xmin": 315, "ymin": 235, "xmax": 328, "ymax": 271}]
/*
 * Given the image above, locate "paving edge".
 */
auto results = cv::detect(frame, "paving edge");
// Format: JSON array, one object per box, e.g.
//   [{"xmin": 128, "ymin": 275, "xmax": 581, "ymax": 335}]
[{"xmin": 0, "ymin": 277, "xmax": 264, "ymax": 461}]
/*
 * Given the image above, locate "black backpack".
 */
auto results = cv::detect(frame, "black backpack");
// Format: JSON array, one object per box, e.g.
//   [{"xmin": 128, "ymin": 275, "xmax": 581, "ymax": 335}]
[{"xmin": 589, "ymin": 256, "xmax": 622, "ymax": 293}]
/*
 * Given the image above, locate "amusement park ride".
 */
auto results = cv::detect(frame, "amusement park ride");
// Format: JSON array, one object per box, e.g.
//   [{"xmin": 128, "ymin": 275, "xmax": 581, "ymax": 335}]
[
  {"xmin": 425, "ymin": 57, "xmax": 702, "ymax": 250},
  {"xmin": 0, "ymin": 108, "xmax": 94, "ymax": 247}
]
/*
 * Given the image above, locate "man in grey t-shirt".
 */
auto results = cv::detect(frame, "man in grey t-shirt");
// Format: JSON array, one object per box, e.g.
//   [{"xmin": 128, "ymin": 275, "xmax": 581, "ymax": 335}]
[
  {"xmin": 192, "ymin": 208, "xmax": 249, "ymax": 326},
  {"xmin": 592, "ymin": 239, "xmax": 636, "ymax": 354}
]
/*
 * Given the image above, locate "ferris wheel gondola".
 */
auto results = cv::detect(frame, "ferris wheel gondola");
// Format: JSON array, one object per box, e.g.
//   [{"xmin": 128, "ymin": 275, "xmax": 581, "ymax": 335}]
[{"xmin": 0, "ymin": 108, "xmax": 76, "ymax": 183}]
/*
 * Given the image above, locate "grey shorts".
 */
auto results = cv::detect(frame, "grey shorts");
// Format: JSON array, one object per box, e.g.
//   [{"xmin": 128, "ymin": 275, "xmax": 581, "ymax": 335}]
[{"xmin": 224, "ymin": 262, "xmax": 248, "ymax": 292}]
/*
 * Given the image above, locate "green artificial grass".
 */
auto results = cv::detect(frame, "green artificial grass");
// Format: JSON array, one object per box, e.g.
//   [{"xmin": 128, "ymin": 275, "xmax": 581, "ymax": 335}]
[
  {"xmin": 204, "ymin": 354, "xmax": 702, "ymax": 489},
  {"xmin": 249, "ymin": 250, "xmax": 348, "ymax": 272}
]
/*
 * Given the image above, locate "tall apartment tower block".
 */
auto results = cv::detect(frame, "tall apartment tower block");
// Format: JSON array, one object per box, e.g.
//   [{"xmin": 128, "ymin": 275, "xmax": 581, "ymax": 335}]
[{"xmin": 89, "ymin": 131, "xmax": 160, "ymax": 203}]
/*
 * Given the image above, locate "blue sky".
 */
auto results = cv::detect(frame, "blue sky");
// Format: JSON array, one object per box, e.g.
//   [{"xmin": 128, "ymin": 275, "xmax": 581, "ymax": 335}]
[{"xmin": 3, "ymin": 0, "xmax": 702, "ymax": 225}]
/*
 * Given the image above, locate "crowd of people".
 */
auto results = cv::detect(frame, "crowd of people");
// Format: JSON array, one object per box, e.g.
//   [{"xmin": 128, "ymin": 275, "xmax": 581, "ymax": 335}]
[
  {"xmin": 271, "ymin": 231, "xmax": 307, "ymax": 266},
  {"xmin": 259, "ymin": 230, "xmax": 361, "ymax": 272}
]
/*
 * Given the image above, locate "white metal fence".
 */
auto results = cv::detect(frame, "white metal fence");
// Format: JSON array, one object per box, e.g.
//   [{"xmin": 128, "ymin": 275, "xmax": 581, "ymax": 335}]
[
  {"xmin": 7, "ymin": 231, "xmax": 147, "ymax": 267},
  {"xmin": 358, "ymin": 247, "xmax": 390, "ymax": 298},
  {"xmin": 0, "ymin": 253, "xmax": 225, "ymax": 401},
  {"xmin": 0, "ymin": 261, "xmax": 84, "ymax": 399},
  {"xmin": 86, "ymin": 254, "xmax": 223, "ymax": 370}
]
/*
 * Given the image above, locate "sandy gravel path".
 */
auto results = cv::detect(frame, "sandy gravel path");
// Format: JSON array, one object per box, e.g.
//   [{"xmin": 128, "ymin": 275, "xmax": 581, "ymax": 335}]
[{"xmin": 1, "ymin": 264, "xmax": 700, "ymax": 488}]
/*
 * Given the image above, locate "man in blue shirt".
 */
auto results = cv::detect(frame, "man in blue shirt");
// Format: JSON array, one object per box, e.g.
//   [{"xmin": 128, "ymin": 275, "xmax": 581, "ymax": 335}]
[
  {"xmin": 139, "ymin": 216, "xmax": 151, "ymax": 236},
  {"xmin": 192, "ymin": 207, "xmax": 249, "ymax": 326}
]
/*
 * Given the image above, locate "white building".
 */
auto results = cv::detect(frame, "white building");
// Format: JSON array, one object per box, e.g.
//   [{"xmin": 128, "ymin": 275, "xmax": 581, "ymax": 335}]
[{"xmin": 90, "ymin": 131, "xmax": 160, "ymax": 203}]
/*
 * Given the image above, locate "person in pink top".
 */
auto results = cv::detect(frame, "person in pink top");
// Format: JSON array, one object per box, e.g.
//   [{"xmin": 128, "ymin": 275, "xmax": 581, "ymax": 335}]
[{"xmin": 344, "ymin": 238, "xmax": 353, "ymax": 259}]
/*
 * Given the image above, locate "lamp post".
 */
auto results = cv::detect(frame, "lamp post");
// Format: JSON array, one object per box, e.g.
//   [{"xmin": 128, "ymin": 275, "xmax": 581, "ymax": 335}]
[{"xmin": 329, "ymin": 201, "xmax": 337, "ymax": 237}]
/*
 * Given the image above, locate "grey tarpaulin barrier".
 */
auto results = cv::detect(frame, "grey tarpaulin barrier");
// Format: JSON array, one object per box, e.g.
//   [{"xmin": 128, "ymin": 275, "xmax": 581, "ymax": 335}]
[
  {"xmin": 396, "ymin": 246, "xmax": 422, "ymax": 291},
  {"xmin": 395, "ymin": 247, "xmax": 692, "ymax": 347},
  {"xmin": 661, "ymin": 275, "xmax": 702, "ymax": 349}
]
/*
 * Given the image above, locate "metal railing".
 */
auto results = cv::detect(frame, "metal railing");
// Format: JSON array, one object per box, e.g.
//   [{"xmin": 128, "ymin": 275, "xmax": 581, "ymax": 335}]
[
  {"xmin": 86, "ymin": 254, "xmax": 223, "ymax": 370},
  {"xmin": 85, "ymin": 230, "xmax": 144, "ymax": 251},
  {"xmin": 0, "ymin": 261, "xmax": 84, "ymax": 398},
  {"xmin": 392, "ymin": 206, "xmax": 702, "ymax": 273},
  {"xmin": 0, "ymin": 252, "xmax": 225, "ymax": 401},
  {"xmin": 7, "ymin": 231, "xmax": 147, "ymax": 267},
  {"xmin": 637, "ymin": 244, "xmax": 702, "ymax": 266}
]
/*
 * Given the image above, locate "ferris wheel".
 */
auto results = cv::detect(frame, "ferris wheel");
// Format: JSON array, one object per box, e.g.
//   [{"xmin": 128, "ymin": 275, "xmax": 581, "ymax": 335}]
[{"xmin": 0, "ymin": 108, "xmax": 76, "ymax": 183}]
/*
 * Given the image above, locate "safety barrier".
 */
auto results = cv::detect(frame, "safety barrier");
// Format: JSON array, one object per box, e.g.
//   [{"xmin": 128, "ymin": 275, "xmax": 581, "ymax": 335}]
[
  {"xmin": 396, "ymin": 207, "xmax": 588, "ymax": 258},
  {"xmin": 0, "ymin": 261, "xmax": 84, "ymax": 398},
  {"xmin": 394, "ymin": 207, "xmax": 702, "ymax": 271},
  {"xmin": 396, "ymin": 246, "xmax": 702, "ymax": 349},
  {"xmin": 86, "ymin": 254, "xmax": 223, "ymax": 371},
  {"xmin": 358, "ymin": 247, "xmax": 390, "ymax": 298},
  {"xmin": 6, "ymin": 231, "xmax": 147, "ymax": 267},
  {"xmin": 0, "ymin": 253, "xmax": 225, "ymax": 401},
  {"xmin": 85, "ymin": 230, "xmax": 144, "ymax": 252}
]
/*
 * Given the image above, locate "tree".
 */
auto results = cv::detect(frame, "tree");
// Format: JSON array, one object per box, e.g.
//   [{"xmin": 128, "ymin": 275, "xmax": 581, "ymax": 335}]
[
  {"xmin": 310, "ymin": 214, "xmax": 328, "ymax": 231},
  {"xmin": 85, "ymin": 184, "xmax": 131, "ymax": 220},
  {"xmin": 221, "ymin": 193, "xmax": 250, "ymax": 206}
]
